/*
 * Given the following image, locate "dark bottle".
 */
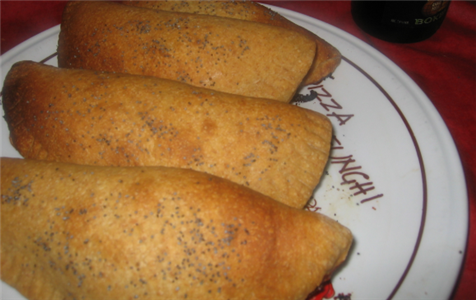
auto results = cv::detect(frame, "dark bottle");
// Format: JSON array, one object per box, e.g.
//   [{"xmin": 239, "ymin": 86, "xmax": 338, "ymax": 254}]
[{"xmin": 351, "ymin": 1, "xmax": 451, "ymax": 43}]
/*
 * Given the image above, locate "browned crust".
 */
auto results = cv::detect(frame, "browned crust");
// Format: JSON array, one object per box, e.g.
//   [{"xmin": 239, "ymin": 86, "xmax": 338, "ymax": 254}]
[
  {"xmin": 57, "ymin": 1, "xmax": 317, "ymax": 102},
  {"xmin": 1, "ymin": 157, "xmax": 352, "ymax": 300},
  {"xmin": 121, "ymin": 0, "xmax": 342, "ymax": 85},
  {"xmin": 2, "ymin": 61, "xmax": 332, "ymax": 209}
]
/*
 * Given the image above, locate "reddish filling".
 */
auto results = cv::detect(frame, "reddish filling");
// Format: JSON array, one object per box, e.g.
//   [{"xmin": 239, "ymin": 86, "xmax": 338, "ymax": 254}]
[{"xmin": 306, "ymin": 281, "xmax": 335, "ymax": 300}]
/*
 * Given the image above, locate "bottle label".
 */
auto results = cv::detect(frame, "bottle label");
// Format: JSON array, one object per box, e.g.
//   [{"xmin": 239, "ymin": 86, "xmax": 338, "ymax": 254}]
[
  {"xmin": 382, "ymin": 0, "xmax": 450, "ymax": 29},
  {"xmin": 415, "ymin": 1, "xmax": 450, "ymax": 25}
]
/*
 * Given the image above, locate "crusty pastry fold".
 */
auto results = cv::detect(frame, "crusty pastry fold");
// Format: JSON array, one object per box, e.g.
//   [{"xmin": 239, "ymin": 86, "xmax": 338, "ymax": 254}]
[
  {"xmin": 1, "ymin": 157, "xmax": 352, "ymax": 300},
  {"xmin": 57, "ymin": 1, "xmax": 316, "ymax": 102},
  {"xmin": 120, "ymin": 0, "xmax": 342, "ymax": 86},
  {"xmin": 2, "ymin": 61, "xmax": 332, "ymax": 209}
]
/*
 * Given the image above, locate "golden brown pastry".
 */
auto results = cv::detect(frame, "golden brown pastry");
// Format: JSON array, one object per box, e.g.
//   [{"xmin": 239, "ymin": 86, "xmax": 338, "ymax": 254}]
[
  {"xmin": 120, "ymin": 0, "xmax": 341, "ymax": 85},
  {"xmin": 1, "ymin": 157, "xmax": 353, "ymax": 300},
  {"xmin": 2, "ymin": 61, "xmax": 332, "ymax": 209},
  {"xmin": 57, "ymin": 1, "xmax": 316, "ymax": 102}
]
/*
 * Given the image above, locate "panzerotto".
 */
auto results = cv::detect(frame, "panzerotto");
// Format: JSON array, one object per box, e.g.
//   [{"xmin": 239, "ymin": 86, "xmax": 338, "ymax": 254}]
[
  {"xmin": 57, "ymin": 1, "xmax": 317, "ymax": 102},
  {"xmin": 2, "ymin": 61, "xmax": 332, "ymax": 208},
  {"xmin": 1, "ymin": 157, "xmax": 353, "ymax": 300},
  {"xmin": 120, "ymin": 0, "xmax": 342, "ymax": 86}
]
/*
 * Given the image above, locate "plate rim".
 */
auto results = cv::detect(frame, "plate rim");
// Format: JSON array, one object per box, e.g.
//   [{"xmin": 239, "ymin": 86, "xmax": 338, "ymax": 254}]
[{"xmin": 266, "ymin": 4, "xmax": 468, "ymax": 299}]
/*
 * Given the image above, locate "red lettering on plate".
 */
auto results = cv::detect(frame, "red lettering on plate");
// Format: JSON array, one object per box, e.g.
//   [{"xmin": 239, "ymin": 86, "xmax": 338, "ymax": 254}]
[
  {"xmin": 330, "ymin": 136, "xmax": 384, "ymax": 205},
  {"xmin": 331, "ymin": 155, "xmax": 362, "ymax": 173},
  {"xmin": 348, "ymin": 181, "xmax": 375, "ymax": 196},
  {"xmin": 341, "ymin": 171, "xmax": 370, "ymax": 184},
  {"xmin": 326, "ymin": 112, "xmax": 354, "ymax": 126}
]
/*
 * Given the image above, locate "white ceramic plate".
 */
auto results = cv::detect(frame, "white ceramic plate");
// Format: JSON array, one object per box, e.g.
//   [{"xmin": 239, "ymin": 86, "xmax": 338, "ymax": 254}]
[{"xmin": 0, "ymin": 5, "xmax": 468, "ymax": 300}]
